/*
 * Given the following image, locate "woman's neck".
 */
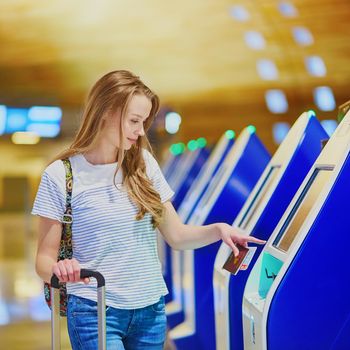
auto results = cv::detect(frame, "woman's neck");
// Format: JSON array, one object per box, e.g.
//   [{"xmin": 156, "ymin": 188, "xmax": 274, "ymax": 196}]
[{"xmin": 84, "ymin": 141, "xmax": 119, "ymax": 165}]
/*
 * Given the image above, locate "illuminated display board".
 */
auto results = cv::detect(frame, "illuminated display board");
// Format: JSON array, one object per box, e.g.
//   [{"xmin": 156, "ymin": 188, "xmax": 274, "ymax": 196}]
[{"xmin": 0, "ymin": 105, "xmax": 62, "ymax": 137}]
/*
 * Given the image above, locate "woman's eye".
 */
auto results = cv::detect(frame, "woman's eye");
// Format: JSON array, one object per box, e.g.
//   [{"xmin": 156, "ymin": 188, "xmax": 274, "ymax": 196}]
[{"xmin": 131, "ymin": 120, "xmax": 139, "ymax": 124}]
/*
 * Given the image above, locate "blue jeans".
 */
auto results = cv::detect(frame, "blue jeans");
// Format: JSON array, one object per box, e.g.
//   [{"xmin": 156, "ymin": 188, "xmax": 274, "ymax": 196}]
[{"xmin": 67, "ymin": 294, "xmax": 167, "ymax": 350}]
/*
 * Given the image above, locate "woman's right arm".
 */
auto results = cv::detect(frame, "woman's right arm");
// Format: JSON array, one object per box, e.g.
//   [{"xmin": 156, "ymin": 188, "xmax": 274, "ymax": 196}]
[{"xmin": 35, "ymin": 216, "xmax": 88, "ymax": 284}]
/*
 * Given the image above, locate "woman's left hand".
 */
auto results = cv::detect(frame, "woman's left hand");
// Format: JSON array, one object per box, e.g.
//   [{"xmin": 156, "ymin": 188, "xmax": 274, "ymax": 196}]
[{"xmin": 217, "ymin": 223, "xmax": 266, "ymax": 257}]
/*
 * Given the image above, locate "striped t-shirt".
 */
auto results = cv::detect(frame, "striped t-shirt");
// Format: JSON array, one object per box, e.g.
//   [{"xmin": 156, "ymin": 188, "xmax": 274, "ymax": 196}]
[{"xmin": 32, "ymin": 149, "xmax": 174, "ymax": 309}]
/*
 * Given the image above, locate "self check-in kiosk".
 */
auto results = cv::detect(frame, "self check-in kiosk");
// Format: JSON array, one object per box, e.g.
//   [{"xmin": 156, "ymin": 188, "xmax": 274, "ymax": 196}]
[
  {"xmin": 164, "ymin": 146, "xmax": 210, "ymax": 303},
  {"xmin": 166, "ymin": 132, "xmax": 235, "ymax": 328},
  {"xmin": 213, "ymin": 111, "xmax": 328, "ymax": 350},
  {"xmin": 161, "ymin": 150, "xmax": 191, "ymax": 300},
  {"xmin": 164, "ymin": 150, "xmax": 188, "ymax": 188},
  {"xmin": 172, "ymin": 146, "xmax": 210, "ymax": 210},
  {"xmin": 170, "ymin": 126, "xmax": 270, "ymax": 350},
  {"xmin": 178, "ymin": 131, "xmax": 235, "ymax": 224},
  {"xmin": 162, "ymin": 153, "xmax": 177, "ymax": 178},
  {"xmin": 242, "ymin": 110, "xmax": 350, "ymax": 350},
  {"xmin": 166, "ymin": 150, "xmax": 197, "ymax": 193},
  {"xmin": 159, "ymin": 152, "xmax": 183, "ymax": 271}
]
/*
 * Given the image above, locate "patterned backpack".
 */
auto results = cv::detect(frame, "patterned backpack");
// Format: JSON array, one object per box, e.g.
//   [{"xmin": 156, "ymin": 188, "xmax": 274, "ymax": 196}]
[{"xmin": 43, "ymin": 158, "xmax": 73, "ymax": 316}]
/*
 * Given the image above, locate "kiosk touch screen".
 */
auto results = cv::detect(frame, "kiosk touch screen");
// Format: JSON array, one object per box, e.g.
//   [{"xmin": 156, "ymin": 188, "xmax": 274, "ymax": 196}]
[
  {"xmin": 238, "ymin": 166, "xmax": 280, "ymax": 230},
  {"xmin": 273, "ymin": 168, "xmax": 333, "ymax": 252}
]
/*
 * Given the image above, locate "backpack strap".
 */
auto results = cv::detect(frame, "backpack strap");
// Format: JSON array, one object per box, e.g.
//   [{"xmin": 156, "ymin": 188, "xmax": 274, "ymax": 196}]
[
  {"xmin": 62, "ymin": 158, "xmax": 73, "ymax": 224},
  {"xmin": 44, "ymin": 158, "xmax": 74, "ymax": 316},
  {"xmin": 59, "ymin": 158, "xmax": 73, "ymax": 260}
]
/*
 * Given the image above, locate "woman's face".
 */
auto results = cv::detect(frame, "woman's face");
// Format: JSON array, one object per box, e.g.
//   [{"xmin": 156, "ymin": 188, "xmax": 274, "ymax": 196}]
[{"xmin": 102, "ymin": 94, "xmax": 152, "ymax": 150}]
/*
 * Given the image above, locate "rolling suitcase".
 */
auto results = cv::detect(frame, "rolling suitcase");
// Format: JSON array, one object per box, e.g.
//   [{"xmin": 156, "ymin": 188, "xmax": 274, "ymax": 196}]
[{"xmin": 50, "ymin": 269, "xmax": 107, "ymax": 350}]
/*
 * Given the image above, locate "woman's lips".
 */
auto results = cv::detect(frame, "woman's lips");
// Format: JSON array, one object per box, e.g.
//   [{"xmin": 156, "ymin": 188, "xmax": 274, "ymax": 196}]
[{"xmin": 127, "ymin": 138, "xmax": 137, "ymax": 144}]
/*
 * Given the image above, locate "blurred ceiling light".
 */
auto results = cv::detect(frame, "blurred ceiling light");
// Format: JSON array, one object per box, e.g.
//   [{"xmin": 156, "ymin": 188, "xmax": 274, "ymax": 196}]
[
  {"xmin": 278, "ymin": 2, "xmax": 298, "ymax": 17},
  {"xmin": 0, "ymin": 105, "xmax": 6, "ymax": 135},
  {"xmin": 187, "ymin": 140, "xmax": 198, "ymax": 151},
  {"xmin": 27, "ymin": 123, "xmax": 60, "ymax": 137},
  {"xmin": 28, "ymin": 106, "xmax": 62, "ymax": 123},
  {"xmin": 225, "ymin": 130, "xmax": 235, "ymax": 140},
  {"xmin": 165, "ymin": 112, "xmax": 182, "ymax": 134},
  {"xmin": 273, "ymin": 122, "xmax": 291, "ymax": 144},
  {"xmin": 321, "ymin": 119, "xmax": 338, "ymax": 137},
  {"xmin": 247, "ymin": 125, "xmax": 257, "ymax": 134},
  {"xmin": 308, "ymin": 110, "xmax": 317, "ymax": 118},
  {"xmin": 244, "ymin": 31, "xmax": 266, "ymax": 50},
  {"xmin": 229, "ymin": 5, "xmax": 250, "ymax": 21},
  {"xmin": 265, "ymin": 89, "xmax": 289, "ymax": 113},
  {"xmin": 256, "ymin": 59, "xmax": 279, "ymax": 80},
  {"xmin": 197, "ymin": 137, "xmax": 207, "ymax": 148},
  {"xmin": 170, "ymin": 143, "xmax": 186, "ymax": 155},
  {"xmin": 314, "ymin": 86, "xmax": 336, "ymax": 111},
  {"xmin": 292, "ymin": 26, "xmax": 314, "ymax": 46},
  {"xmin": 305, "ymin": 56, "xmax": 327, "ymax": 77},
  {"xmin": 11, "ymin": 131, "xmax": 40, "ymax": 145}
]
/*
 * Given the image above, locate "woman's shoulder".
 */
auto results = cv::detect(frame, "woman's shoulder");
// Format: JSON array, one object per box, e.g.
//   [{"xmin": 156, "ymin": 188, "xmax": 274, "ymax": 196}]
[
  {"xmin": 42, "ymin": 159, "xmax": 67, "ymax": 192},
  {"xmin": 44, "ymin": 159, "xmax": 65, "ymax": 177}
]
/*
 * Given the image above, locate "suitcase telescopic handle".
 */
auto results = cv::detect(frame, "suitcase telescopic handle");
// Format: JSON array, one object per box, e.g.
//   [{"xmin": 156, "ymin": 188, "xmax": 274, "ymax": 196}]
[
  {"xmin": 50, "ymin": 269, "xmax": 106, "ymax": 350},
  {"xmin": 50, "ymin": 269, "xmax": 105, "ymax": 288}
]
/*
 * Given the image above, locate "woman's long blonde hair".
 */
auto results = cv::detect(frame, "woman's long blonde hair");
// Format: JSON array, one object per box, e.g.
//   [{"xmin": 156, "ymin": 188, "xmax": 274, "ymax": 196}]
[{"xmin": 53, "ymin": 70, "xmax": 164, "ymax": 227}]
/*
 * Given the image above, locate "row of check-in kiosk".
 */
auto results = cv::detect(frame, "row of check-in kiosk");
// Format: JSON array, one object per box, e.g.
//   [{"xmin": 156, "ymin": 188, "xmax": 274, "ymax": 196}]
[{"xmin": 159, "ymin": 109, "xmax": 350, "ymax": 350}]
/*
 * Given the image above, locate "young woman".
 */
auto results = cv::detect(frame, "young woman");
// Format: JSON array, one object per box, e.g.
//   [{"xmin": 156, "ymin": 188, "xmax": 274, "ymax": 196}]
[{"xmin": 33, "ymin": 70, "xmax": 264, "ymax": 350}]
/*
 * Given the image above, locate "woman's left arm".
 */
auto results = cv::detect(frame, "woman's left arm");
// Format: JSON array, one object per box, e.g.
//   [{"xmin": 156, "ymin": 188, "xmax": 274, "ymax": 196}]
[{"xmin": 158, "ymin": 201, "xmax": 266, "ymax": 256}]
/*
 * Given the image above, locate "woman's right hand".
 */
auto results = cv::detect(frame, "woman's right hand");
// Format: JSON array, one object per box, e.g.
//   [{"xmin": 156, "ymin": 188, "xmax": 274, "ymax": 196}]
[{"xmin": 52, "ymin": 258, "xmax": 90, "ymax": 284}]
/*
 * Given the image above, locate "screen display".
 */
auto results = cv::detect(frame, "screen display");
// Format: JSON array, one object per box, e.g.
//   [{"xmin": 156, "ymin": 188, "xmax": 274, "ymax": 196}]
[
  {"xmin": 273, "ymin": 168, "xmax": 333, "ymax": 252},
  {"xmin": 6, "ymin": 108, "xmax": 27, "ymax": 133},
  {"xmin": 1, "ymin": 106, "xmax": 62, "ymax": 138},
  {"xmin": 238, "ymin": 166, "xmax": 280, "ymax": 230}
]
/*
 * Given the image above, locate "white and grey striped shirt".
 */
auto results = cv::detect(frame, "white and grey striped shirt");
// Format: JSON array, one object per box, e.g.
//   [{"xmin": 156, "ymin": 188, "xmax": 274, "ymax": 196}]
[{"xmin": 32, "ymin": 150, "xmax": 174, "ymax": 309}]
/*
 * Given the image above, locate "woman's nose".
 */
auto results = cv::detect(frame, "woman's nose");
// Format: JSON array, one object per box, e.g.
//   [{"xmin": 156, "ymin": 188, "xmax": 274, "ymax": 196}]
[{"xmin": 137, "ymin": 125, "xmax": 145, "ymax": 136}]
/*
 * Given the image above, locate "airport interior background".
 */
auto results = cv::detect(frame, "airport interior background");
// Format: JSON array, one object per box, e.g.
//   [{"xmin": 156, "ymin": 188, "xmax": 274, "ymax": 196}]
[{"xmin": 0, "ymin": 1, "xmax": 350, "ymax": 349}]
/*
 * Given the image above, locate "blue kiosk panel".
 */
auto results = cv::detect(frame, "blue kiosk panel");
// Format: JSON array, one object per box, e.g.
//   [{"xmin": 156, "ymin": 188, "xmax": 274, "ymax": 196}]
[
  {"xmin": 163, "ymin": 151, "xmax": 188, "ymax": 303},
  {"xmin": 167, "ymin": 137, "xmax": 234, "ymax": 329},
  {"xmin": 160, "ymin": 153, "xmax": 182, "ymax": 280},
  {"xmin": 164, "ymin": 152, "xmax": 184, "ymax": 186},
  {"xmin": 227, "ymin": 115, "xmax": 328, "ymax": 350},
  {"xmin": 172, "ymin": 147, "xmax": 210, "ymax": 210},
  {"xmin": 184, "ymin": 138, "xmax": 234, "ymax": 224},
  {"xmin": 174, "ymin": 131, "xmax": 270, "ymax": 350},
  {"xmin": 165, "ymin": 148, "xmax": 209, "ymax": 303},
  {"xmin": 203, "ymin": 134, "xmax": 269, "ymax": 225},
  {"xmin": 267, "ymin": 156, "xmax": 350, "ymax": 349},
  {"xmin": 162, "ymin": 154, "xmax": 177, "ymax": 178}
]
